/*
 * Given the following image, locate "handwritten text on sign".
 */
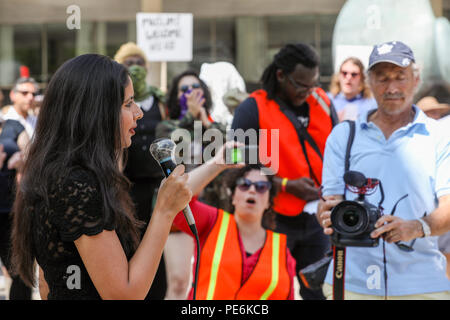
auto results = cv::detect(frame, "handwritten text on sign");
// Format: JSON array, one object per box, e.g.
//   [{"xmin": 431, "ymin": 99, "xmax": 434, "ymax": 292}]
[{"xmin": 137, "ymin": 13, "xmax": 193, "ymax": 62}]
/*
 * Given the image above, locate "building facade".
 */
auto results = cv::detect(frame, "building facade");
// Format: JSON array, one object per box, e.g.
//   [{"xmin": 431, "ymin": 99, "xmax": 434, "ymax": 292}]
[{"xmin": 0, "ymin": 0, "xmax": 449, "ymax": 96}]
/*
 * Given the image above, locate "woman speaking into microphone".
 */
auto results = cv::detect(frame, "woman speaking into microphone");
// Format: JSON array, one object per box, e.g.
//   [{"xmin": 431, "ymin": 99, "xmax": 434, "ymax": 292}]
[{"xmin": 10, "ymin": 54, "xmax": 192, "ymax": 300}]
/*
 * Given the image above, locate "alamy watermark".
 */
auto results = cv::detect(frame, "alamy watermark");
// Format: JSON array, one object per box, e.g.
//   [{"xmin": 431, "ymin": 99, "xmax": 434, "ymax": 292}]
[
  {"xmin": 66, "ymin": 265, "xmax": 81, "ymax": 290},
  {"xmin": 66, "ymin": 5, "xmax": 81, "ymax": 30},
  {"xmin": 171, "ymin": 121, "xmax": 280, "ymax": 175}
]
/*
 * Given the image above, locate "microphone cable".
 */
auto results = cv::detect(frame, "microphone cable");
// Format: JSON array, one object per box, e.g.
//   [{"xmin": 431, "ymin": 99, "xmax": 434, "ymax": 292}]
[{"xmin": 188, "ymin": 223, "xmax": 200, "ymax": 300}]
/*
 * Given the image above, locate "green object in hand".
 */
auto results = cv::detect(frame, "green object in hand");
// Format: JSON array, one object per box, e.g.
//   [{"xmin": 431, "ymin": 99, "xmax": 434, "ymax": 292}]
[{"xmin": 231, "ymin": 148, "xmax": 242, "ymax": 163}]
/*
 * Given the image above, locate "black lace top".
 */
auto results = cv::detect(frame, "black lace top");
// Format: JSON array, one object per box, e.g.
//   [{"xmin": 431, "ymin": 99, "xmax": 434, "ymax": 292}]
[{"xmin": 32, "ymin": 167, "xmax": 128, "ymax": 300}]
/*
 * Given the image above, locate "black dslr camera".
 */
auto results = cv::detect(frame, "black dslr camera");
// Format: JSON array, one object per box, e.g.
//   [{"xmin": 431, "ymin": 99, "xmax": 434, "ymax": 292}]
[
  {"xmin": 330, "ymin": 171, "xmax": 384, "ymax": 247},
  {"xmin": 299, "ymin": 171, "xmax": 385, "ymax": 290}
]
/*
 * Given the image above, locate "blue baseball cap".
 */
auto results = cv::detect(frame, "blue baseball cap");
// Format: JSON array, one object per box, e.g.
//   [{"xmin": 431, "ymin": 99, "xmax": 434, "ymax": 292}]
[{"xmin": 368, "ymin": 41, "xmax": 415, "ymax": 70}]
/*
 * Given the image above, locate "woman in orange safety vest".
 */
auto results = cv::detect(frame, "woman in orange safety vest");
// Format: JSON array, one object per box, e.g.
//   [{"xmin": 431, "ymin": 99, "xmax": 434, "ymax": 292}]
[{"xmin": 173, "ymin": 143, "xmax": 296, "ymax": 300}]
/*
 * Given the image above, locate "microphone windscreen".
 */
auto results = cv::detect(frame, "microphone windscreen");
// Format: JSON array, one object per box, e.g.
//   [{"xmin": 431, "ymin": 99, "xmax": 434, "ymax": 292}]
[
  {"xmin": 343, "ymin": 171, "xmax": 367, "ymax": 188},
  {"xmin": 149, "ymin": 138, "xmax": 176, "ymax": 163}
]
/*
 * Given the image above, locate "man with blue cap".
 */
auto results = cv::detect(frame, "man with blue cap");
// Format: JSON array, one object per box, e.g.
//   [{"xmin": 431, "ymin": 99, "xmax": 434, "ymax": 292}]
[{"xmin": 317, "ymin": 41, "xmax": 450, "ymax": 299}]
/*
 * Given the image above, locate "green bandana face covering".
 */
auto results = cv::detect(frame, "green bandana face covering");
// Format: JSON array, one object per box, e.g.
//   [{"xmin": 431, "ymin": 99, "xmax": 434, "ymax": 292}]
[{"xmin": 128, "ymin": 65, "xmax": 150, "ymax": 101}]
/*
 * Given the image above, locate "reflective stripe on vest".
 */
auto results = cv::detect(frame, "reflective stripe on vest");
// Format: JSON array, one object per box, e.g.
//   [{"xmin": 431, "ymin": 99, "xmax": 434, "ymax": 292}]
[
  {"xmin": 236, "ymin": 230, "xmax": 290, "ymax": 300},
  {"xmin": 197, "ymin": 210, "xmax": 242, "ymax": 300},
  {"xmin": 198, "ymin": 210, "xmax": 291, "ymax": 300},
  {"xmin": 260, "ymin": 233, "xmax": 280, "ymax": 300},
  {"xmin": 206, "ymin": 211, "xmax": 231, "ymax": 300},
  {"xmin": 311, "ymin": 90, "xmax": 331, "ymax": 116}
]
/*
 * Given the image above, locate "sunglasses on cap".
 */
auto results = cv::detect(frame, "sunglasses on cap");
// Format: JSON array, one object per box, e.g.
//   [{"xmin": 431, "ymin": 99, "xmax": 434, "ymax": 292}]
[
  {"xmin": 180, "ymin": 83, "xmax": 201, "ymax": 93},
  {"xmin": 236, "ymin": 178, "xmax": 271, "ymax": 194}
]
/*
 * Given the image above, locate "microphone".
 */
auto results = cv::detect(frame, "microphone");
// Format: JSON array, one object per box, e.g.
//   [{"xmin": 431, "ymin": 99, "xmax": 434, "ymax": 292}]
[
  {"xmin": 149, "ymin": 138, "xmax": 196, "ymax": 228},
  {"xmin": 343, "ymin": 170, "xmax": 367, "ymax": 188},
  {"xmin": 150, "ymin": 138, "xmax": 201, "ymax": 300}
]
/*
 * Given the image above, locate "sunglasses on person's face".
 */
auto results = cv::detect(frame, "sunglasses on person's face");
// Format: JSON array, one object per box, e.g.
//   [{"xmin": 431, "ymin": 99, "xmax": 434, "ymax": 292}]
[
  {"xmin": 17, "ymin": 90, "xmax": 38, "ymax": 97},
  {"xmin": 340, "ymin": 71, "xmax": 360, "ymax": 78},
  {"xmin": 286, "ymin": 74, "xmax": 318, "ymax": 94},
  {"xmin": 236, "ymin": 178, "xmax": 271, "ymax": 194},
  {"xmin": 180, "ymin": 83, "xmax": 201, "ymax": 93}
]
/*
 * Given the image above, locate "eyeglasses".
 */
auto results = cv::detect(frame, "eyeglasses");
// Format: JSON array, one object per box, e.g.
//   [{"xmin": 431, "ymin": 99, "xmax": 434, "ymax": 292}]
[
  {"xmin": 394, "ymin": 239, "xmax": 416, "ymax": 252},
  {"xmin": 389, "ymin": 194, "xmax": 419, "ymax": 253},
  {"xmin": 340, "ymin": 71, "xmax": 360, "ymax": 78},
  {"xmin": 236, "ymin": 178, "xmax": 271, "ymax": 194},
  {"xmin": 286, "ymin": 74, "xmax": 317, "ymax": 94},
  {"xmin": 180, "ymin": 83, "xmax": 201, "ymax": 93},
  {"xmin": 17, "ymin": 90, "xmax": 38, "ymax": 97}
]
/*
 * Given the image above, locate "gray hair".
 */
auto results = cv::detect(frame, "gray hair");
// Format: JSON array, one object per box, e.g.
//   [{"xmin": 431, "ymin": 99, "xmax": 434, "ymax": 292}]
[
  {"xmin": 367, "ymin": 62, "xmax": 420, "ymax": 79},
  {"xmin": 13, "ymin": 77, "xmax": 39, "ymax": 92},
  {"xmin": 367, "ymin": 62, "xmax": 421, "ymax": 91}
]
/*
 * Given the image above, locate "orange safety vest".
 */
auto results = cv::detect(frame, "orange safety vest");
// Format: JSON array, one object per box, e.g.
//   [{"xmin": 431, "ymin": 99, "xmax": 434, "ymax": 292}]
[
  {"xmin": 252, "ymin": 88, "xmax": 333, "ymax": 216},
  {"xmin": 197, "ymin": 210, "xmax": 291, "ymax": 300}
]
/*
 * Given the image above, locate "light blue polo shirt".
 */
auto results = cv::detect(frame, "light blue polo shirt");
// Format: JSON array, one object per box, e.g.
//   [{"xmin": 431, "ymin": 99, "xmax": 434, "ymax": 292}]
[
  {"xmin": 322, "ymin": 105, "xmax": 450, "ymax": 296},
  {"xmin": 327, "ymin": 92, "xmax": 377, "ymax": 114}
]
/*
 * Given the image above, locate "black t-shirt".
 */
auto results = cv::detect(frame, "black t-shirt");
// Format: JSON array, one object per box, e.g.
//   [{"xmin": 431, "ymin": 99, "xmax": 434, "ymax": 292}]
[{"xmin": 32, "ymin": 168, "xmax": 132, "ymax": 300}]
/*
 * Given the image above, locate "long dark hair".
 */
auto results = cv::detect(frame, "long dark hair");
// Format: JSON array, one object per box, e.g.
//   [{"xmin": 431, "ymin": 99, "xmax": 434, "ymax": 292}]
[
  {"xmin": 261, "ymin": 43, "xmax": 319, "ymax": 100},
  {"xmin": 166, "ymin": 70, "xmax": 212, "ymax": 120},
  {"xmin": 224, "ymin": 164, "xmax": 278, "ymax": 230},
  {"xmin": 11, "ymin": 54, "xmax": 141, "ymax": 286}
]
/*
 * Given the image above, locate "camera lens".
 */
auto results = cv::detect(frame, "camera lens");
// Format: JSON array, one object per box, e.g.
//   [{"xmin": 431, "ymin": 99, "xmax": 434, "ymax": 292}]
[
  {"xmin": 330, "ymin": 201, "xmax": 369, "ymax": 236},
  {"xmin": 343, "ymin": 210, "xmax": 359, "ymax": 227}
]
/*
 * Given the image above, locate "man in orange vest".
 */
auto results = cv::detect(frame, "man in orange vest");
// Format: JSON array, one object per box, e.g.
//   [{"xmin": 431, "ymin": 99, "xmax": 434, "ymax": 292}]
[{"xmin": 231, "ymin": 43, "xmax": 338, "ymax": 300}]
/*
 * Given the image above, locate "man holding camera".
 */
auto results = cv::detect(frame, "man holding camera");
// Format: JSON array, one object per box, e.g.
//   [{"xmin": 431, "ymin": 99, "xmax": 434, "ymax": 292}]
[{"xmin": 318, "ymin": 41, "xmax": 450, "ymax": 299}]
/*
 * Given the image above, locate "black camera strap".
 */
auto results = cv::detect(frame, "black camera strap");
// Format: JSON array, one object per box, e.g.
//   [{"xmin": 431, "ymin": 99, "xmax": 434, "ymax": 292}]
[
  {"xmin": 332, "ymin": 120, "xmax": 355, "ymax": 300},
  {"xmin": 276, "ymin": 98, "xmax": 323, "ymax": 186},
  {"xmin": 343, "ymin": 120, "xmax": 356, "ymax": 197},
  {"xmin": 332, "ymin": 246, "xmax": 346, "ymax": 300}
]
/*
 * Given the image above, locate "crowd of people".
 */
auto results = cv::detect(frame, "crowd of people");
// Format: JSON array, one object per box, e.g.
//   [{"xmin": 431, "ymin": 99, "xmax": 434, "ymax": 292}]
[{"xmin": 0, "ymin": 39, "xmax": 449, "ymax": 300}]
